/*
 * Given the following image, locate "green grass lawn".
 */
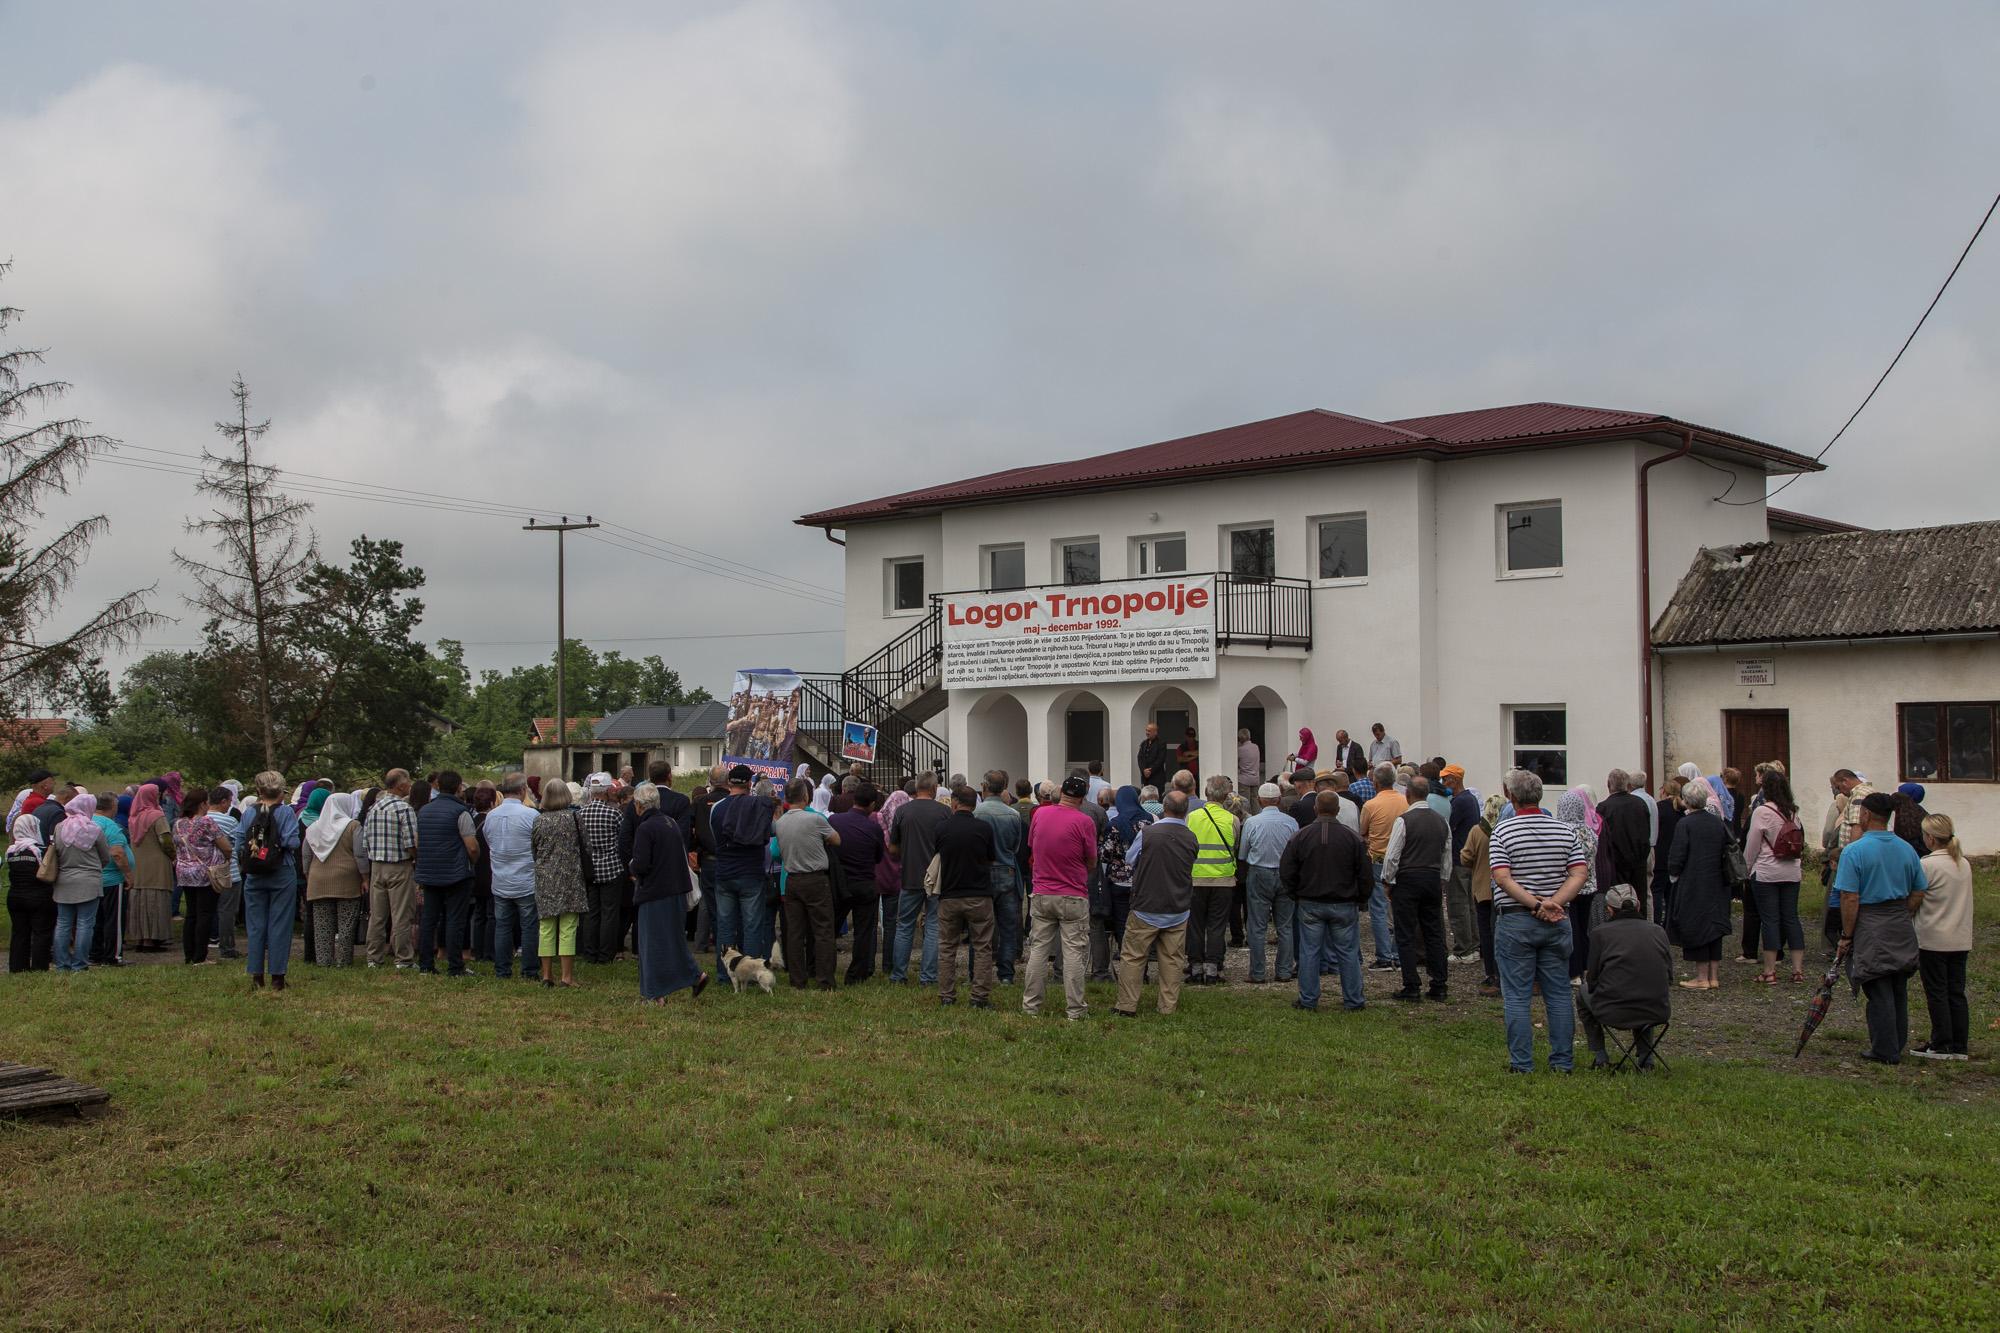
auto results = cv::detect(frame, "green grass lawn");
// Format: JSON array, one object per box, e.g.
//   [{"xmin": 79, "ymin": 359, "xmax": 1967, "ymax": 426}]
[{"xmin": 3, "ymin": 874, "xmax": 1997, "ymax": 1330}]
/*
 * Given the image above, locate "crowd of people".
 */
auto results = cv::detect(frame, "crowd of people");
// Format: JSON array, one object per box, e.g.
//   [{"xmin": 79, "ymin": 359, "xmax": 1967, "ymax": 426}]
[{"xmin": 2, "ymin": 728, "xmax": 1979, "ymax": 1069}]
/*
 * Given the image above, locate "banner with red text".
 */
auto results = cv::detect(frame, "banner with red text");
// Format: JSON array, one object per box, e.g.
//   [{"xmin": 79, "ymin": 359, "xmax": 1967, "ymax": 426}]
[{"xmin": 940, "ymin": 575, "xmax": 1216, "ymax": 689}]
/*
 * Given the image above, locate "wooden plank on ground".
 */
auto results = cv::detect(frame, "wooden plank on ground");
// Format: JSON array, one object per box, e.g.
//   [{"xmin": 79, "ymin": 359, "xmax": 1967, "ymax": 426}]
[
  {"xmin": 0, "ymin": 1079, "xmax": 111, "ymax": 1115},
  {"xmin": 0, "ymin": 1062, "xmax": 55, "ymax": 1089}
]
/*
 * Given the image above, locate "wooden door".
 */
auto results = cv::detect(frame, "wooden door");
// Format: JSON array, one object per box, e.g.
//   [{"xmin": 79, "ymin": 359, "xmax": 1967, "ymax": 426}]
[{"xmin": 1723, "ymin": 710, "xmax": 1790, "ymax": 805}]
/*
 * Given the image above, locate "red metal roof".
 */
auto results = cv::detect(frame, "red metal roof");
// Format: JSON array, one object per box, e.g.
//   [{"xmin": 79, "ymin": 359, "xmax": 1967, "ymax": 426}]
[{"xmin": 798, "ymin": 401, "xmax": 1823, "ymax": 528}]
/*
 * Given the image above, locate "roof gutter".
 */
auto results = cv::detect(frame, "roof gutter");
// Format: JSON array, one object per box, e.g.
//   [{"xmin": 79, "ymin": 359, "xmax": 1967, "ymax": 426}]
[
  {"xmin": 1655, "ymin": 631, "xmax": 2000, "ymax": 655},
  {"xmin": 822, "ymin": 526, "xmax": 845, "ymax": 547},
  {"xmin": 1637, "ymin": 429, "xmax": 1694, "ymax": 779}
]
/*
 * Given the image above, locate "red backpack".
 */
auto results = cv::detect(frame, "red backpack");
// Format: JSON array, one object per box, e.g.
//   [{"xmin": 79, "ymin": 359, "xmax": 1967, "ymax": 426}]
[{"xmin": 1771, "ymin": 814, "xmax": 1804, "ymax": 861}]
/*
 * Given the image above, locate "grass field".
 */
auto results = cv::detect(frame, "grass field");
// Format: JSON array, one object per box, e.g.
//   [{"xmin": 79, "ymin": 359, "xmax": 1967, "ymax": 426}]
[{"xmin": 3, "ymin": 872, "xmax": 1997, "ymax": 1330}]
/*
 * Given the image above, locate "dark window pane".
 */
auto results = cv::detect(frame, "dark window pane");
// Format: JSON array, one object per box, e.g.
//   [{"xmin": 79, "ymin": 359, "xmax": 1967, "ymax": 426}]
[
  {"xmin": 892, "ymin": 560, "xmax": 924, "ymax": 610},
  {"xmin": 1512, "ymin": 749, "xmax": 1568, "ymax": 788},
  {"xmin": 1231, "ymin": 527, "xmax": 1275, "ymax": 580},
  {"xmin": 1901, "ymin": 704, "xmax": 1941, "ymax": 781},
  {"xmin": 1065, "ymin": 709, "xmax": 1106, "ymax": 763},
  {"xmin": 1512, "ymin": 709, "xmax": 1566, "ymax": 746},
  {"xmin": 1317, "ymin": 515, "xmax": 1368, "ymax": 579},
  {"xmin": 1062, "ymin": 542, "xmax": 1099, "ymax": 585},
  {"xmin": 1946, "ymin": 704, "xmax": 1994, "ymax": 781},
  {"xmin": 1505, "ymin": 503, "xmax": 1563, "ymax": 571},
  {"xmin": 1153, "ymin": 537, "xmax": 1187, "ymax": 573},
  {"xmin": 988, "ymin": 546, "xmax": 1025, "ymax": 590}
]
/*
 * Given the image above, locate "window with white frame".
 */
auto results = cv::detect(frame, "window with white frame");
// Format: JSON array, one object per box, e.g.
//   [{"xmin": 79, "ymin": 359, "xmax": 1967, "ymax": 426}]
[
  {"xmin": 886, "ymin": 556, "xmax": 925, "ymax": 613},
  {"xmin": 1225, "ymin": 523, "xmax": 1276, "ymax": 581},
  {"xmin": 699, "ymin": 744, "xmax": 714, "ymax": 767},
  {"xmin": 984, "ymin": 543, "xmax": 1026, "ymax": 591},
  {"xmin": 1313, "ymin": 512, "xmax": 1368, "ymax": 580},
  {"xmin": 1057, "ymin": 538, "xmax": 1100, "ymax": 585},
  {"xmin": 1499, "ymin": 501, "xmax": 1563, "ymax": 574},
  {"xmin": 1507, "ymin": 706, "xmax": 1567, "ymax": 787},
  {"xmin": 1133, "ymin": 534, "xmax": 1187, "ymax": 576}
]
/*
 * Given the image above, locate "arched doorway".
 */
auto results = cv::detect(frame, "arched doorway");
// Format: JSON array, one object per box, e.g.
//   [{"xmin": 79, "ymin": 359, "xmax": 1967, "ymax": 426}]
[
  {"xmin": 965, "ymin": 692, "xmax": 1029, "ymax": 788},
  {"xmin": 1237, "ymin": 685, "xmax": 1289, "ymax": 785},
  {"xmin": 1132, "ymin": 685, "xmax": 1199, "ymax": 785},
  {"xmin": 1047, "ymin": 688, "xmax": 1109, "ymax": 781}
]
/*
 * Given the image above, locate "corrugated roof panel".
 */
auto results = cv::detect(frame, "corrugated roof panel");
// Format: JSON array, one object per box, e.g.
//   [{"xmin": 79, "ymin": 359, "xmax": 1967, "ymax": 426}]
[{"xmin": 1652, "ymin": 522, "xmax": 2000, "ymax": 646}]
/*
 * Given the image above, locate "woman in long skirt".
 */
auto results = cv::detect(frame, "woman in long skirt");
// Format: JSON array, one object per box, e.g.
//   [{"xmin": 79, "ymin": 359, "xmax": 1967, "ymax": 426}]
[
  {"xmin": 125, "ymin": 783, "xmax": 175, "ymax": 951},
  {"xmin": 629, "ymin": 782, "xmax": 707, "ymax": 1005}
]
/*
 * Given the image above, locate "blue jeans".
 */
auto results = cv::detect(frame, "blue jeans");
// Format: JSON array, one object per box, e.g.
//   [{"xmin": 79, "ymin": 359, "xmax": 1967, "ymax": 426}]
[
  {"xmin": 892, "ymin": 888, "xmax": 940, "ymax": 984},
  {"xmin": 1244, "ymin": 865, "xmax": 1295, "ymax": 981},
  {"xmin": 713, "ymin": 873, "xmax": 770, "ymax": 980},
  {"xmin": 492, "ymin": 895, "xmax": 541, "ymax": 979},
  {"xmin": 54, "ymin": 898, "xmax": 99, "ymax": 971},
  {"xmin": 1369, "ymin": 863, "xmax": 1398, "ymax": 963},
  {"xmin": 1297, "ymin": 900, "xmax": 1363, "ymax": 1009},
  {"xmin": 1496, "ymin": 909, "xmax": 1575, "ymax": 1071},
  {"xmin": 991, "ymin": 866, "xmax": 1022, "ymax": 982},
  {"xmin": 243, "ymin": 876, "xmax": 299, "ymax": 977}
]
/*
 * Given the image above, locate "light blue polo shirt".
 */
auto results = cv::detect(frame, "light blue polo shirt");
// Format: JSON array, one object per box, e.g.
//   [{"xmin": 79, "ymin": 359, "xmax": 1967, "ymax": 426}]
[{"xmin": 1833, "ymin": 830, "xmax": 1926, "ymax": 905}]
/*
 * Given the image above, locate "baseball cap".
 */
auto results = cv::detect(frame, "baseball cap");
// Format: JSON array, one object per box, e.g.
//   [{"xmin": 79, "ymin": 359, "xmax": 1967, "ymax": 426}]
[
  {"xmin": 585, "ymin": 771, "xmax": 614, "ymax": 794},
  {"xmin": 1060, "ymin": 773, "xmax": 1090, "ymax": 798},
  {"xmin": 25, "ymin": 767, "xmax": 55, "ymax": 783},
  {"xmin": 727, "ymin": 764, "xmax": 755, "ymax": 783},
  {"xmin": 1440, "ymin": 764, "xmax": 1465, "ymax": 784},
  {"xmin": 1257, "ymin": 782, "xmax": 1281, "ymax": 800}
]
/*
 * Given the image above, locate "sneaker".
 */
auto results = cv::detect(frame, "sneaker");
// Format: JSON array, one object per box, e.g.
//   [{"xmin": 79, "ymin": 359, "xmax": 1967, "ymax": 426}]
[{"xmin": 1368, "ymin": 959, "xmax": 1399, "ymax": 972}]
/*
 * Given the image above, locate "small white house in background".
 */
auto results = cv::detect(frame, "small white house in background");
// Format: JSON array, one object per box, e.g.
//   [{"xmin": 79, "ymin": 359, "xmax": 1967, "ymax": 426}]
[
  {"xmin": 522, "ymin": 702, "xmax": 729, "ymax": 786},
  {"xmin": 799, "ymin": 401, "xmax": 1826, "ymax": 801},
  {"xmin": 1655, "ymin": 520, "xmax": 2000, "ymax": 853}
]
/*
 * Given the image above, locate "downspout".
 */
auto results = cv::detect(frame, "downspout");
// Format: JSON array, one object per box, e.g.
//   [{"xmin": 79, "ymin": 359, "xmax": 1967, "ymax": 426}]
[
  {"xmin": 823, "ymin": 526, "xmax": 846, "ymax": 547},
  {"xmin": 1637, "ymin": 429, "xmax": 1694, "ymax": 779}
]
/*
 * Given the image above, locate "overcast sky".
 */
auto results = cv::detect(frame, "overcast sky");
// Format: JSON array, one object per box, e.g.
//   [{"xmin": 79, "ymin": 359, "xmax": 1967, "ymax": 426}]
[{"xmin": 5, "ymin": 1, "xmax": 1997, "ymax": 698}]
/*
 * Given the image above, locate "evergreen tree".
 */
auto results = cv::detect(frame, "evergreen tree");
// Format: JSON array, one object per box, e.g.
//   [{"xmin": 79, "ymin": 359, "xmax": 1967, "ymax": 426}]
[{"xmin": 0, "ymin": 265, "xmax": 158, "ymax": 746}]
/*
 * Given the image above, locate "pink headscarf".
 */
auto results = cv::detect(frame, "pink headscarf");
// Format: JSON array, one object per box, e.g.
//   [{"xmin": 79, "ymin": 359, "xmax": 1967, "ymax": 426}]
[
  {"xmin": 876, "ymin": 789, "xmax": 911, "ymax": 841},
  {"xmin": 1296, "ymin": 728, "xmax": 1318, "ymax": 764},
  {"xmin": 55, "ymin": 790, "xmax": 100, "ymax": 850},
  {"xmin": 128, "ymin": 783, "xmax": 166, "ymax": 844},
  {"xmin": 159, "ymin": 771, "xmax": 185, "ymax": 810},
  {"xmin": 1569, "ymin": 785, "xmax": 1603, "ymax": 837}
]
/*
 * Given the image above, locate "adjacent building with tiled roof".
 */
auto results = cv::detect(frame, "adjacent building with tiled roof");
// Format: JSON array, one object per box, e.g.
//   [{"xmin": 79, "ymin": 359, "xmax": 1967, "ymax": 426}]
[
  {"xmin": 524, "ymin": 703, "xmax": 727, "ymax": 787},
  {"xmin": 1655, "ymin": 522, "xmax": 2000, "ymax": 851}
]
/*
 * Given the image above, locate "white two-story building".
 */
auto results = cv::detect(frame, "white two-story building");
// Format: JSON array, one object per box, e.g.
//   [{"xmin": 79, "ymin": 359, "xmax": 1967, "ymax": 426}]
[{"xmin": 797, "ymin": 401, "xmax": 1821, "ymax": 803}]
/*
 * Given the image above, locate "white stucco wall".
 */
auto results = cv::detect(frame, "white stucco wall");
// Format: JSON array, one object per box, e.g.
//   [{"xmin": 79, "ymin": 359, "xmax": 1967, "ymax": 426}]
[
  {"xmin": 834, "ymin": 435, "xmax": 1789, "ymax": 802},
  {"xmin": 1662, "ymin": 639, "xmax": 2000, "ymax": 854}
]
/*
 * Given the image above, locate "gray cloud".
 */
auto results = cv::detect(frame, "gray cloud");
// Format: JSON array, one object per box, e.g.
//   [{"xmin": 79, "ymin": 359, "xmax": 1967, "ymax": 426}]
[{"xmin": 4, "ymin": 0, "xmax": 1997, "ymax": 700}]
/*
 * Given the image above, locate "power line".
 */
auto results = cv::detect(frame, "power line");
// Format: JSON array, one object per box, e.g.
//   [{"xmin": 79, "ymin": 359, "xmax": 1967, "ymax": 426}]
[
  {"xmin": 115, "ymin": 440, "xmax": 845, "ymax": 597},
  {"xmin": 1724, "ymin": 186, "xmax": 2000, "ymax": 506},
  {"xmin": 132, "ymin": 627, "xmax": 845, "ymax": 650},
  {"xmin": 104, "ymin": 452, "xmax": 847, "ymax": 609}
]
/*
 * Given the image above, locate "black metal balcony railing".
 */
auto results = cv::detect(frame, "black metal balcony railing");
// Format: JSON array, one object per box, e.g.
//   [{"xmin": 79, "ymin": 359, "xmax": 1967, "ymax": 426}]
[{"xmin": 1213, "ymin": 573, "xmax": 1313, "ymax": 649}]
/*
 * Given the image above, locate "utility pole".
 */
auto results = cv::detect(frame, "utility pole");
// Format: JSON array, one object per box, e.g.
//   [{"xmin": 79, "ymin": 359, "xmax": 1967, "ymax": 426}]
[{"xmin": 523, "ymin": 516, "xmax": 599, "ymax": 782}]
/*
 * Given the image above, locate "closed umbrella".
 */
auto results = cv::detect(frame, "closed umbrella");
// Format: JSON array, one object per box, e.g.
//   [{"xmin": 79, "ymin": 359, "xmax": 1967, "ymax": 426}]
[{"xmin": 1793, "ymin": 955, "xmax": 1845, "ymax": 1056}]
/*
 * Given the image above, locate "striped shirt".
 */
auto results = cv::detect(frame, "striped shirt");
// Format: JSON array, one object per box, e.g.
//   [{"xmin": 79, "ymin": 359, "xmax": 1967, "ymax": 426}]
[
  {"xmin": 576, "ymin": 798, "xmax": 626, "ymax": 883},
  {"xmin": 1487, "ymin": 810, "xmax": 1585, "ymax": 910},
  {"xmin": 361, "ymin": 794, "xmax": 417, "ymax": 864}
]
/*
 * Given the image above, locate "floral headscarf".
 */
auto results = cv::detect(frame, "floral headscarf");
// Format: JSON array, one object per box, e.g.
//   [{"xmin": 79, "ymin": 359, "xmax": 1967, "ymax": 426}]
[{"xmin": 56, "ymin": 790, "xmax": 101, "ymax": 850}]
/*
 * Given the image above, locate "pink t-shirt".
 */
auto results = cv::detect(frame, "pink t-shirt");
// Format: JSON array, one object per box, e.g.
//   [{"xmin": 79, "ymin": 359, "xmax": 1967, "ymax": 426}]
[{"xmin": 1027, "ymin": 803, "xmax": 1096, "ymax": 898}]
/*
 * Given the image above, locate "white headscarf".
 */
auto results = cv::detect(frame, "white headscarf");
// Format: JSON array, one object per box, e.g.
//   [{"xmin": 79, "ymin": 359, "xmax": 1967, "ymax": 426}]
[
  {"xmin": 5, "ymin": 788, "xmax": 30, "ymax": 829},
  {"xmin": 1676, "ymin": 762, "xmax": 1702, "ymax": 783},
  {"xmin": 219, "ymin": 779, "xmax": 243, "ymax": 813},
  {"xmin": 794, "ymin": 762, "xmax": 811, "ymax": 782},
  {"xmin": 7, "ymin": 813, "xmax": 40, "ymax": 856},
  {"xmin": 812, "ymin": 774, "xmax": 836, "ymax": 813},
  {"xmin": 306, "ymin": 791, "xmax": 359, "ymax": 861}
]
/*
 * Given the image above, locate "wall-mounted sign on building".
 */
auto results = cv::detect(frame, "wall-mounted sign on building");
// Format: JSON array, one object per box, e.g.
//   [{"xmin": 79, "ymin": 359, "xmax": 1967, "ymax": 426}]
[
  {"xmin": 940, "ymin": 575, "xmax": 1218, "ymax": 690},
  {"xmin": 1735, "ymin": 657, "xmax": 1777, "ymax": 687}
]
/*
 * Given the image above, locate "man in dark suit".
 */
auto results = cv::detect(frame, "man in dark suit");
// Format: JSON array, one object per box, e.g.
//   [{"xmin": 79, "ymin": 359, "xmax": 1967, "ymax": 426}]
[
  {"xmin": 1329, "ymin": 730, "xmax": 1365, "ymax": 775},
  {"xmin": 1136, "ymin": 722, "xmax": 1169, "ymax": 790}
]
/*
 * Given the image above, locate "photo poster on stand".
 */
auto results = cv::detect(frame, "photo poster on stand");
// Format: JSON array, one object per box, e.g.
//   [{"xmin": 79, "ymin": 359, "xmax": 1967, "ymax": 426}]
[
  {"xmin": 722, "ymin": 668, "xmax": 804, "ymax": 784},
  {"xmin": 841, "ymin": 721, "xmax": 879, "ymax": 764}
]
